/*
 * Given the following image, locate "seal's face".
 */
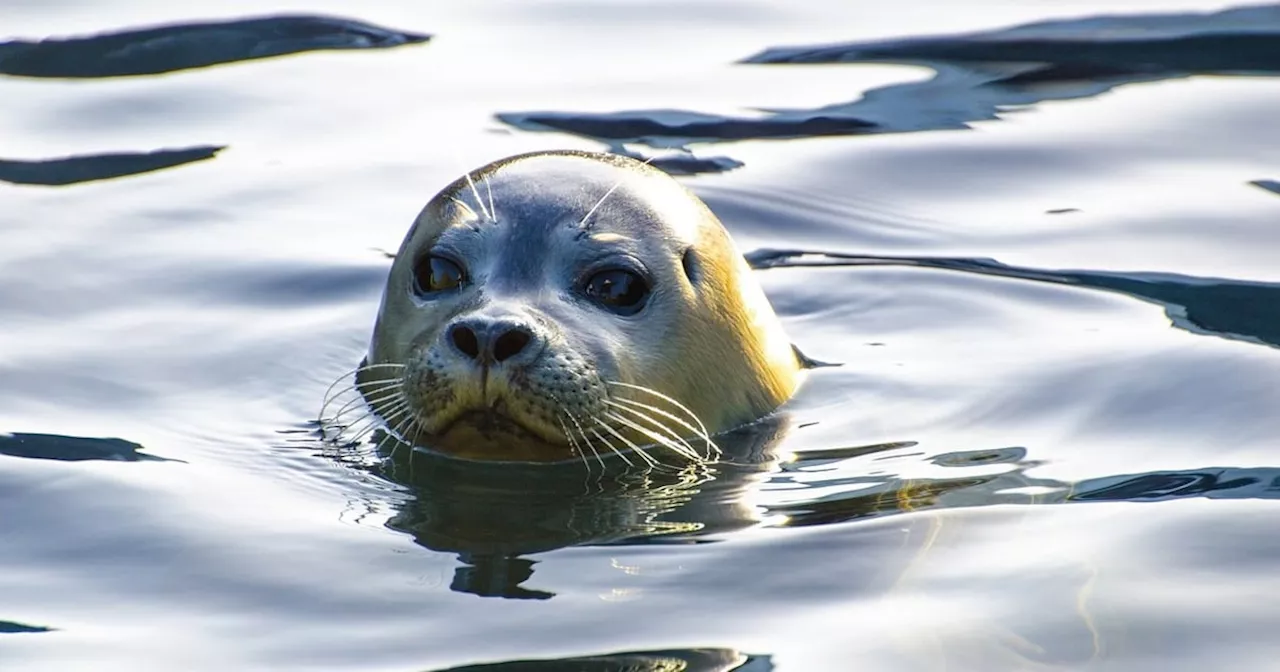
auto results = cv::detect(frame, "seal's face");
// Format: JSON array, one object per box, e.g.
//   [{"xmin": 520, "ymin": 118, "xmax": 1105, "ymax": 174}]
[{"xmin": 358, "ymin": 151, "xmax": 801, "ymax": 463}]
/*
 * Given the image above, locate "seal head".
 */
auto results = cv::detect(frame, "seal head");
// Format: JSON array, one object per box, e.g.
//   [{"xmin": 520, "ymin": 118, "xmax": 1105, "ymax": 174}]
[{"xmin": 358, "ymin": 150, "xmax": 802, "ymax": 462}]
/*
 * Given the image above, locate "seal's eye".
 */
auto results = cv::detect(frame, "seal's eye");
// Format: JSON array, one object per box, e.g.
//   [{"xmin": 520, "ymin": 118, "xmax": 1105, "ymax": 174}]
[
  {"xmin": 583, "ymin": 269, "xmax": 650, "ymax": 316},
  {"xmin": 413, "ymin": 255, "xmax": 466, "ymax": 294}
]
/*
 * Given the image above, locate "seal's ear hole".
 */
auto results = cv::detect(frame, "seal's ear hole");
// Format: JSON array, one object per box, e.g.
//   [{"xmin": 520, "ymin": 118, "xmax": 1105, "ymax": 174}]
[{"xmin": 681, "ymin": 248, "xmax": 700, "ymax": 285}]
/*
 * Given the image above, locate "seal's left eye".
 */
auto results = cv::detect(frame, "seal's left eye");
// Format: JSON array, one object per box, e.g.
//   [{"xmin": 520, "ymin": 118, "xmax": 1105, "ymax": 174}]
[
  {"xmin": 583, "ymin": 269, "xmax": 650, "ymax": 316},
  {"xmin": 414, "ymin": 255, "xmax": 466, "ymax": 294}
]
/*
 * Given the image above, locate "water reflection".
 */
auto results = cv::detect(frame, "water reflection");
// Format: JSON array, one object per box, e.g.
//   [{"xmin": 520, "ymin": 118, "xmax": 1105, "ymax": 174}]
[
  {"xmin": 360, "ymin": 417, "xmax": 790, "ymax": 600},
  {"xmin": 0, "ymin": 146, "xmax": 222, "ymax": 186},
  {"xmin": 321, "ymin": 407, "xmax": 1280, "ymax": 601},
  {"xmin": 0, "ymin": 431, "xmax": 177, "ymax": 463},
  {"xmin": 0, "ymin": 14, "xmax": 429, "ymax": 79},
  {"xmin": 499, "ymin": 4, "xmax": 1280, "ymax": 168},
  {"xmin": 425, "ymin": 647, "xmax": 766, "ymax": 672},
  {"xmin": 746, "ymin": 248, "xmax": 1280, "ymax": 350}
]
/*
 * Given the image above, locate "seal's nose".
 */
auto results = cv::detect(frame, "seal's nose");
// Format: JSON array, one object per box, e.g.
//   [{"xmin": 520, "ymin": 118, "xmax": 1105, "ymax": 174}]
[{"xmin": 447, "ymin": 318, "xmax": 536, "ymax": 364}]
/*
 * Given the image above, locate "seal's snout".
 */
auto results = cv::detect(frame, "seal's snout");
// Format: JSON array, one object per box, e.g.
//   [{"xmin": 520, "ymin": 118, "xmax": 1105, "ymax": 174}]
[{"xmin": 445, "ymin": 315, "xmax": 540, "ymax": 366}]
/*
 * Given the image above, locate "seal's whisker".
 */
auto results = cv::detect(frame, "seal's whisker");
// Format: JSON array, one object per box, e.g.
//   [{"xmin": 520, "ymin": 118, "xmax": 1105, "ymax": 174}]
[
  {"xmin": 343, "ymin": 392, "xmax": 407, "ymax": 435},
  {"xmin": 565, "ymin": 409, "xmax": 605, "ymax": 472},
  {"xmin": 578, "ymin": 154, "xmax": 658, "ymax": 229},
  {"xmin": 606, "ymin": 384, "xmax": 718, "ymax": 457},
  {"xmin": 483, "ymin": 174, "xmax": 496, "ymax": 222},
  {"xmin": 602, "ymin": 409, "xmax": 693, "ymax": 463},
  {"xmin": 373, "ymin": 396, "xmax": 410, "ymax": 425},
  {"xmin": 593, "ymin": 418, "xmax": 667, "ymax": 470},
  {"xmin": 607, "ymin": 397, "xmax": 710, "ymax": 454},
  {"xmin": 559, "ymin": 417, "xmax": 583, "ymax": 463},
  {"xmin": 348, "ymin": 402, "xmax": 409, "ymax": 445},
  {"xmin": 603, "ymin": 400, "xmax": 702, "ymax": 459},
  {"xmin": 353, "ymin": 362, "xmax": 409, "ymax": 372},
  {"xmin": 351, "ymin": 380, "xmax": 405, "ymax": 399},
  {"xmin": 551, "ymin": 395, "xmax": 604, "ymax": 472},
  {"xmin": 341, "ymin": 399, "xmax": 402, "ymax": 440},
  {"xmin": 602, "ymin": 409, "xmax": 701, "ymax": 463},
  {"xmin": 319, "ymin": 396, "xmax": 381, "ymax": 438},
  {"xmin": 588, "ymin": 426, "xmax": 634, "ymax": 467},
  {"xmin": 399, "ymin": 409, "xmax": 427, "ymax": 473},
  {"xmin": 323, "ymin": 387, "xmax": 401, "ymax": 426},
  {"xmin": 320, "ymin": 395, "xmax": 371, "ymax": 426},
  {"xmin": 322, "ymin": 361, "xmax": 405, "ymax": 391},
  {"xmin": 319, "ymin": 367, "xmax": 404, "ymax": 418},
  {"xmin": 558, "ymin": 416, "xmax": 592, "ymax": 475},
  {"xmin": 446, "ymin": 195, "xmax": 480, "ymax": 222},
  {"xmin": 321, "ymin": 365, "xmax": 393, "ymax": 402},
  {"xmin": 378, "ymin": 403, "xmax": 417, "ymax": 448},
  {"xmin": 463, "ymin": 173, "xmax": 492, "ymax": 221}
]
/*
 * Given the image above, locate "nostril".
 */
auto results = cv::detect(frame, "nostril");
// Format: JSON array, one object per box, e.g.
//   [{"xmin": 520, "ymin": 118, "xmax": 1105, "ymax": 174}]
[
  {"xmin": 449, "ymin": 324, "xmax": 480, "ymax": 360},
  {"xmin": 492, "ymin": 328, "xmax": 532, "ymax": 363}
]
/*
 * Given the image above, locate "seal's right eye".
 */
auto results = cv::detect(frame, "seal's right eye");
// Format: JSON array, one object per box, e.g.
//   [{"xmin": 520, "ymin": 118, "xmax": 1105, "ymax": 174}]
[
  {"xmin": 413, "ymin": 255, "xmax": 466, "ymax": 294},
  {"xmin": 583, "ymin": 269, "xmax": 650, "ymax": 316}
]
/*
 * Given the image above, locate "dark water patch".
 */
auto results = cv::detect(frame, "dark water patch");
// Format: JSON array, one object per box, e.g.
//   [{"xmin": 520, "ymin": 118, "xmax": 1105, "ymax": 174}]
[
  {"xmin": 746, "ymin": 248, "xmax": 1280, "ymax": 350},
  {"xmin": 428, "ymin": 648, "xmax": 766, "ymax": 671},
  {"xmin": 585, "ymin": 146, "xmax": 744, "ymax": 176},
  {"xmin": 772, "ymin": 443, "xmax": 1280, "ymax": 527},
  {"xmin": 647, "ymin": 153, "xmax": 744, "ymax": 176},
  {"xmin": 0, "ymin": 15, "xmax": 429, "ymax": 79},
  {"xmin": 1071, "ymin": 467, "xmax": 1280, "ymax": 503},
  {"xmin": 0, "ymin": 432, "xmax": 177, "ymax": 463},
  {"xmin": 0, "ymin": 620, "xmax": 53, "ymax": 634},
  {"xmin": 783, "ymin": 440, "xmax": 917, "ymax": 466},
  {"xmin": 0, "ymin": 146, "xmax": 222, "ymax": 186},
  {"xmin": 1251, "ymin": 179, "xmax": 1280, "ymax": 196},
  {"xmin": 744, "ymin": 6, "xmax": 1280, "ymax": 74},
  {"xmin": 498, "ymin": 109, "xmax": 877, "ymax": 147},
  {"xmin": 498, "ymin": 5, "xmax": 1280, "ymax": 157}
]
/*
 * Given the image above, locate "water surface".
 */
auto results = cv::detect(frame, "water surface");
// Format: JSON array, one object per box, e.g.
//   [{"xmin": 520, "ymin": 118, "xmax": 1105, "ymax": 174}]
[{"xmin": 2, "ymin": 1, "xmax": 1279, "ymax": 671}]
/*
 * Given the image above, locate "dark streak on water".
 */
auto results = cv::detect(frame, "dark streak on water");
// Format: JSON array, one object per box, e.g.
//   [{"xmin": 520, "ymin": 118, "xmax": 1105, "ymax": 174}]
[
  {"xmin": 0, "ymin": 620, "xmax": 53, "ymax": 634},
  {"xmin": 427, "ymin": 648, "xmax": 766, "ymax": 672},
  {"xmin": 0, "ymin": 432, "xmax": 177, "ymax": 462},
  {"xmin": 498, "ymin": 110, "xmax": 878, "ymax": 145},
  {"xmin": 1251, "ymin": 178, "xmax": 1280, "ymax": 196},
  {"xmin": 0, "ymin": 14, "xmax": 429, "ymax": 79},
  {"xmin": 0, "ymin": 146, "xmax": 223, "ymax": 186},
  {"xmin": 746, "ymin": 248, "xmax": 1280, "ymax": 350}
]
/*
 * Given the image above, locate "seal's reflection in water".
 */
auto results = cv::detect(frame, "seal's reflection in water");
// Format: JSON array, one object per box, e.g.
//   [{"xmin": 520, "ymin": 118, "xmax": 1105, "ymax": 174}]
[
  {"xmin": 424, "ymin": 647, "xmax": 767, "ymax": 672},
  {"xmin": 368, "ymin": 415, "xmax": 791, "ymax": 601}
]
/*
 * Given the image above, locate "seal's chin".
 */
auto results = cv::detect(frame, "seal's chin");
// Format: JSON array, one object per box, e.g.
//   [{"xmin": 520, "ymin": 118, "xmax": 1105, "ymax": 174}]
[{"xmin": 425, "ymin": 409, "xmax": 576, "ymax": 463}]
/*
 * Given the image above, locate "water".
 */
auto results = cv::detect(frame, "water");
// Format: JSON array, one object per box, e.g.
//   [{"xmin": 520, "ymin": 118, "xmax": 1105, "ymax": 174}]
[{"xmin": 3, "ymin": 1, "xmax": 1279, "ymax": 670}]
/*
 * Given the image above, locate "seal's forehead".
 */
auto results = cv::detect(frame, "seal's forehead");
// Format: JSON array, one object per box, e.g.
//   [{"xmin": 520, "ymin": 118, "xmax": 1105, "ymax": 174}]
[{"xmin": 469, "ymin": 153, "xmax": 708, "ymax": 236}]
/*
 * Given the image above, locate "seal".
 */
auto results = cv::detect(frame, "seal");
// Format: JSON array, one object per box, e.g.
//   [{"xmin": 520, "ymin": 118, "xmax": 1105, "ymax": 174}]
[{"xmin": 347, "ymin": 150, "xmax": 803, "ymax": 463}]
